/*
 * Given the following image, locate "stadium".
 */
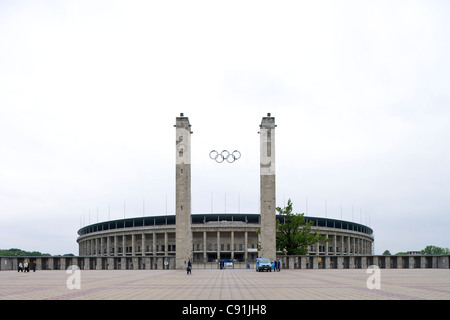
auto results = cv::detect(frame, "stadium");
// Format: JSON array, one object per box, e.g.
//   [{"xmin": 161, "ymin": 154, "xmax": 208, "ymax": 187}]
[
  {"xmin": 76, "ymin": 113, "xmax": 373, "ymax": 269},
  {"xmin": 5, "ymin": 114, "xmax": 450, "ymax": 272},
  {"xmin": 77, "ymin": 213, "xmax": 373, "ymax": 267}
]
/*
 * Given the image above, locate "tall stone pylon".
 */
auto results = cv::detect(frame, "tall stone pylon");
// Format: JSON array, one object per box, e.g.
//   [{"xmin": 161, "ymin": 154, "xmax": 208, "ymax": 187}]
[
  {"xmin": 175, "ymin": 113, "xmax": 192, "ymax": 270},
  {"xmin": 259, "ymin": 113, "xmax": 276, "ymax": 260}
]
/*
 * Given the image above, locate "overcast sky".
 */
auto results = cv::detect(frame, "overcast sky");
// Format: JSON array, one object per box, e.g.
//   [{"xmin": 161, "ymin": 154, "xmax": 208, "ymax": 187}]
[{"xmin": 1, "ymin": 1, "xmax": 449, "ymax": 255}]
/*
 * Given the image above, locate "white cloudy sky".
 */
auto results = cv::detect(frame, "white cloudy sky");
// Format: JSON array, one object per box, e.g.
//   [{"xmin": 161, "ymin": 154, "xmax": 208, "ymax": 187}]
[{"xmin": 1, "ymin": 1, "xmax": 449, "ymax": 255}]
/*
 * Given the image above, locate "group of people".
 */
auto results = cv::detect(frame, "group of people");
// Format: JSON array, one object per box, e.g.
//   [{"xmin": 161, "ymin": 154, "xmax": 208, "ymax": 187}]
[
  {"xmin": 18, "ymin": 260, "xmax": 36, "ymax": 272},
  {"xmin": 272, "ymin": 258, "xmax": 281, "ymax": 272}
]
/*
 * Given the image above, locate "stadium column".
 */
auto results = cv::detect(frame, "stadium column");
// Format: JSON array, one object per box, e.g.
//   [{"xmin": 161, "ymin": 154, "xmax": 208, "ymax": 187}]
[
  {"xmin": 175, "ymin": 113, "xmax": 193, "ymax": 270},
  {"xmin": 259, "ymin": 113, "xmax": 277, "ymax": 260}
]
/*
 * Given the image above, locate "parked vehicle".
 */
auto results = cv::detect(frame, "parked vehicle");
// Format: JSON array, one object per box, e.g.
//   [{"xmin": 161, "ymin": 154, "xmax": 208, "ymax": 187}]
[
  {"xmin": 218, "ymin": 259, "xmax": 233, "ymax": 269},
  {"xmin": 255, "ymin": 258, "xmax": 272, "ymax": 272}
]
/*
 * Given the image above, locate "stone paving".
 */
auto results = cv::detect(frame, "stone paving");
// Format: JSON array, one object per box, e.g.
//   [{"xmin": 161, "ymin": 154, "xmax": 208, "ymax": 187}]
[{"xmin": 1, "ymin": 268, "xmax": 449, "ymax": 300}]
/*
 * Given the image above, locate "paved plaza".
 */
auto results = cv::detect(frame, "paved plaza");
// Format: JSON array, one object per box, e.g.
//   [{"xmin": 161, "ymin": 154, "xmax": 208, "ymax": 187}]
[{"xmin": 1, "ymin": 268, "xmax": 449, "ymax": 300}]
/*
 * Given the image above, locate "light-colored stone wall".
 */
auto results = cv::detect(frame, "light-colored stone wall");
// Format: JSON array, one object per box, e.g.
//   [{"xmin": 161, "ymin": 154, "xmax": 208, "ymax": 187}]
[
  {"xmin": 3, "ymin": 255, "xmax": 448, "ymax": 271},
  {"xmin": 259, "ymin": 114, "xmax": 277, "ymax": 260},
  {"xmin": 175, "ymin": 113, "xmax": 193, "ymax": 270}
]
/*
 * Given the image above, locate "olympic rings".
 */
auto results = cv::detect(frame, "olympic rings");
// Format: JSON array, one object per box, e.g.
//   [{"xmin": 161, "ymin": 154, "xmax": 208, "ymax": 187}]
[{"xmin": 209, "ymin": 150, "xmax": 241, "ymax": 163}]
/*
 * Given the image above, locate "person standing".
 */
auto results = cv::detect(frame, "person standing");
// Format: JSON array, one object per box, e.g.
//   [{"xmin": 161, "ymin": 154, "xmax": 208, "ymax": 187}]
[
  {"xmin": 187, "ymin": 259, "xmax": 192, "ymax": 275},
  {"xmin": 277, "ymin": 258, "xmax": 281, "ymax": 272},
  {"xmin": 18, "ymin": 262, "xmax": 23, "ymax": 272}
]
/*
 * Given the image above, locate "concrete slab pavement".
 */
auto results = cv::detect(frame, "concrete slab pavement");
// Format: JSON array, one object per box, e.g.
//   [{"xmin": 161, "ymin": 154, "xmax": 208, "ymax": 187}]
[{"xmin": 1, "ymin": 269, "xmax": 449, "ymax": 300}]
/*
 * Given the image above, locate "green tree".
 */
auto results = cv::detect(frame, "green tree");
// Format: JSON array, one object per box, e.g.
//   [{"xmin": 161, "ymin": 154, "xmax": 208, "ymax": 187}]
[
  {"xmin": 382, "ymin": 250, "xmax": 391, "ymax": 256},
  {"xmin": 421, "ymin": 245, "xmax": 450, "ymax": 255},
  {"xmin": 0, "ymin": 248, "xmax": 51, "ymax": 257},
  {"xmin": 276, "ymin": 199, "xmax": 330, "ymax": 255}
]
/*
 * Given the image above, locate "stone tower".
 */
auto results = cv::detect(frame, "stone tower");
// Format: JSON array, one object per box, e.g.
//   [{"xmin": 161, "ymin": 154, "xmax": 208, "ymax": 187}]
[
  {"xmin": 259, "ymin": 113, "xmax": 276, "ymax": 260},
  {"xmin": 175, "ymin": 113, "xmax": 192, "ymax": 270}
]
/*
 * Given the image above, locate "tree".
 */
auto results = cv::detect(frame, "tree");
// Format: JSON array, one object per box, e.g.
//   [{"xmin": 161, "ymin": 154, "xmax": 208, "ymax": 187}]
[
  {"xmin": 421, "ymin": 245, "xmax": 450, "ymax": 255},
  {"xmin": 0, "ymin": 248, "xmax": 51, "ymax": 257},
  {"xmin": 276, "ymin": 199, "xmax": 330, "ymax": 255},
  {"xmin": 382, "ymin": 250, "xmax": 391, "ymax": 256}
]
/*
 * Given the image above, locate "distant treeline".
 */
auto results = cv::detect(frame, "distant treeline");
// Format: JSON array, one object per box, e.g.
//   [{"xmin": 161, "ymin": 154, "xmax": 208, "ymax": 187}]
[
  {"xmin": 383, "ymin": 245, "xmax": 450, "ymax": 256},
  {"xmin": 0, "ymin": 248, "xmax": 52, "ymax": 257}
]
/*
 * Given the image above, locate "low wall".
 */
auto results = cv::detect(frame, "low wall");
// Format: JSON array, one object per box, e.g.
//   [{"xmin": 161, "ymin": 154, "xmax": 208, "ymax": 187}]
[
  {"xmin": 1, "ymin": 255, "xmax": 449, "ymax": 271},
  {"xmin": 278, "ymin": 255, "xmax": 450, "ymax": 269},
  {"xmin": 0, "ymin": 256, "xmax": 175, "ymax": 271}
]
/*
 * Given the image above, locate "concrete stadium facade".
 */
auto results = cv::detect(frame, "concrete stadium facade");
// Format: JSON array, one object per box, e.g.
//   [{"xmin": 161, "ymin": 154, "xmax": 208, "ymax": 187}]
[{"xmin": 76, "ymin": 213, "xmax": 374, "ymax": 265}]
